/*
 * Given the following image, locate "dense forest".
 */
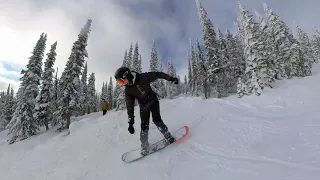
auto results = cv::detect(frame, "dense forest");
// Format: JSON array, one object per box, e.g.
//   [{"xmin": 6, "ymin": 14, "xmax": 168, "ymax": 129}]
[{"xmin": 1, "ymin": 1, "xmax": 319, "ymax": 144}]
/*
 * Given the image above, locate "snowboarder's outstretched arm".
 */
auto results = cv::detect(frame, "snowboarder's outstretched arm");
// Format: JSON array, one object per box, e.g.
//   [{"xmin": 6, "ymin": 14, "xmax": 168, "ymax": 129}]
[
  {"xmin": 125, "ymin": 93, "xmax": 135, "ymax": 122},
  {"xmin": 142, "ymin": 72, "xmax": 178, "ymax": 84},
  {"xmin": 125, "ymin": 93, "xmax": 135, "ymax": 134}
]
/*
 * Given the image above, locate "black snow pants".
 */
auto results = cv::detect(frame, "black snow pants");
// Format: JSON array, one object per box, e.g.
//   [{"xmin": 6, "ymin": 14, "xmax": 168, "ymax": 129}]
[{"xmin": 139, "ymin": 100, "xmax": 171, "ymax": 148}]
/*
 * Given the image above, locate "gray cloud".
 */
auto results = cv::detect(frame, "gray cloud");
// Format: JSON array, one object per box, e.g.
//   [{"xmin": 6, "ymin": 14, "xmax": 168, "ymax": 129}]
[{"xmin": 0, "ymin": 0, "xmax": 319, "ymax": 92}]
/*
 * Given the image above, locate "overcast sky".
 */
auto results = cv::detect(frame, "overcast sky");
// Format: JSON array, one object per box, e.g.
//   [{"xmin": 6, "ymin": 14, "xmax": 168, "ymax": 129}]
[{"xmin": 0, "ymin": 0, "xmax": 318, "ymax": 93}]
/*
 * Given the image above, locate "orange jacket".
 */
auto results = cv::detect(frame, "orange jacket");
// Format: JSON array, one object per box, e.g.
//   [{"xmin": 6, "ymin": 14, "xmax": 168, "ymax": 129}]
[{"xmin": 102, "ymin": 101, "xmax": 109, "ymax": 110}]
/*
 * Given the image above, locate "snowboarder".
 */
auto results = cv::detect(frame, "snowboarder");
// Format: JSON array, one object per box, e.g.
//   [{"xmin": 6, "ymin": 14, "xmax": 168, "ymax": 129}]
[
  {"xmin": 101, "ymin": 98, "xmax": 109, "ymax": 115},
  {"xmin": 114, "ymin": 66, "xmax": 179, "ymax": 155}
]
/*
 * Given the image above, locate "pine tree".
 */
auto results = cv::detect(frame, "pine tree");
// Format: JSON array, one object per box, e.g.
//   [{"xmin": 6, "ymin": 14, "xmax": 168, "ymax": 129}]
[
  {"xmin": 158, "ymin": 58, "xmax": 167, "ymax": 98},
  {"xmin": 233, "ymin": 21, "xmax": 246, "ymax": 72},
  {"xmin": 34, "ymin": 41, "xmax": 57, "ymax": 131},
  {"xmin": 106, "ymin": 77, "xmax": 113, "ymax": 110},
  {"xmin": 225, "ymin": 30, "xmax": 245, "ymax": 93},
  {"xmin": 311, "ymin": 28, "xmax": 320, "ymax": 62},
  {"xmin": 101, "ymin": 82, "xmax": 106, "ymax": 100},
  {"xmin": 150, "ymin": 39, "xmax": 159, "ymax": 72},
  {"xmin": 0, "ymin": 90, "xmax": 7, "ymax": 131},
  {"xmin": 237, "ymin": 3, "xmax": 270, "ymax": 96},
  {"xmin": 132, "ymin": 42, "xmax": 141, "ymax": 73},
  {"xmin": 184, "ymin": 75, "xmax": 188, "ymax": 94},
  {"xmin": 122, "ymin": 50, "xmax": 129, "ymax": 67},
  {"xmin": 79, "ymin": 61, "xmax": 88, "ymax": 115},
  {"xmin": 51, "ymin": 68, "xmax": 59, "ymax": 126},
  {"xmin": 195, "ymin": 0, "xmax": 223, "ymax": 98},
  {"xmin": 55, "ymin": 19, "xmax": 92, "ymax": 130},
  {"xmin": 87, "ymin": 73, "xmax": 96, "ymax": 113},
  {"xmin": 115, "ymin": 49, "xmax": 129, "ymax": 110},
  {"xmin": 166, "ymin": 59, "xmax": 176, "ymax": 99},
  {"xmin": 149, "ymin": 39, "xmax": 162, "ymax": 96},
  {"xmin": 113, "ymin": 83, "xmax": 120, "ymax": 109},
  {"xmin": 127, "ymin": 43, "xmax": 133, "ymax": 69},
  {"xmin": 138, "ymin": 55, "xmax": 142, "ymax": 73},
  {"xmin": 103, "ymin": 81, "xmax": 108, "ymax": 100},
  {"xmin": 263, "ymin": 3, "xmax": 295, "ymax": 79},
  {"xmin": 187, "ymin": 54, "xmax": 192, "ymax": 94},
  {"xmin": 189, "ymin": 39, "xmax": 198, "ymax": 96},
  {"xmin": 195, "ymin": 39, "xmax": 208, "ymax": 99},
  {"xmin": 216, "ymin": 29, "xmax": 229, "ymax": 96},
  {"xmin": 7, "ymin": 33, "xmax": 47, "ymax": 143},
  {"xmin": 95, "ymin": 93, "xmax": 100, "ymax": 112},
  {"xmin": 0, "ymin": 84, "xmax": 14, "ymax": 131},
  {"xmin": 296, "ymin": 26, "xmax": 314, "ymax": 76}
]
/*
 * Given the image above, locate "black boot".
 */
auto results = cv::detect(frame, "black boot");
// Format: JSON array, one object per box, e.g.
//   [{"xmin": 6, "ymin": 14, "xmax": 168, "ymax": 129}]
[
  {"xmin": 156, "ymin": 126, "xmax": 175, "ymax": 144},
  {"xmin": 164, "ymin": 131, "xmax": 175, "ymax": 144}
]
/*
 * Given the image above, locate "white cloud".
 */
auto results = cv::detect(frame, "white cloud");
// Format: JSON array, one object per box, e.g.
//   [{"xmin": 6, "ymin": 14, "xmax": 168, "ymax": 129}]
[
  {"xmin": 0, "ymin": 76, "xmax": 20, "ymax": 93},
  {"xmin": 0, "ymin": 0, "xmax": 181, "ymax": 93},
  {"xmin": 0, "ymin": 62, "xmax": 21, "ymax": 92},
  {"xmin": 0, "ymin": 63, "xmax": 21, "ymax": 78}
]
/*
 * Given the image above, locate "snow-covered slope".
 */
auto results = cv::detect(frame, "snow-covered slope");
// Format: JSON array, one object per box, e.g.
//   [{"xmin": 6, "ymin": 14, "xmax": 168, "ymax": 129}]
[{"xmin": 1, "ymin": 66, "xmax": 320, "ymax": 180}]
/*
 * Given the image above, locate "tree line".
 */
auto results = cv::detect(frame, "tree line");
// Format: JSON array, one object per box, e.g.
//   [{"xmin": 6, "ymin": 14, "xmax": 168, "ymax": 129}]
[{"xmin": 1, "ymin": 1, "xmax": 319, "ymax": 144}]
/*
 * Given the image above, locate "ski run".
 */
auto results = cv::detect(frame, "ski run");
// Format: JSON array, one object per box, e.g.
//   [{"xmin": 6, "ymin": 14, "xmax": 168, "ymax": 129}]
[{"xmin": 1, "ymin": 64, "xmax": 320, "ymax": 180}]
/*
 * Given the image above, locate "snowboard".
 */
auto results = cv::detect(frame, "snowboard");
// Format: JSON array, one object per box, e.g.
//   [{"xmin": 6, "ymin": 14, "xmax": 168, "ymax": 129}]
[{"xmin": 121, "ymin": 125, "xmax": 189, "ymax": 163}]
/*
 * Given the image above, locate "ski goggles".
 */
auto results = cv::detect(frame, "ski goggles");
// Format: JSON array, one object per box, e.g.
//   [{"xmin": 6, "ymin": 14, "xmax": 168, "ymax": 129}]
[{"xmin": 116, "ymin": 78, "xmax": 125, "ymax": 84}]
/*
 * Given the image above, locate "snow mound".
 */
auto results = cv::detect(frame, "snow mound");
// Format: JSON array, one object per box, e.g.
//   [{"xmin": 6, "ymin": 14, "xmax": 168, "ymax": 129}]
[{"xmin": 1, "ymin": 66, "xmax": 320, "ymax": 180}]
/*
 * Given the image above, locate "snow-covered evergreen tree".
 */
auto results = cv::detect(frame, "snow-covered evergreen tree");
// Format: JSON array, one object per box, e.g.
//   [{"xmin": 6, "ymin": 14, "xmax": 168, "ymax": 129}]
[
  {"xmin": 55, "ymin": 19, "xmax": 92, "ymax": 130},
  {"xmin": 0, "ymin": 84, "xmax": 15, "ymax": 131},
  {"xmin": 158, "ymin": 58, "xmax": 167, "ymax": 98},
  {"xmin": 127, "ymin": 43, "xmax": 133, "ymax": 69},
  {"xmin": 103, "ymin": 81, "xmax": 108, "ymax": 100},
  {"xmin": 7, "ymin": 32, "xmax": 47, "ymax": 143},
  {"xmin": 113, "ymin": 84, "xmax": 120, "ymax": 109},
  {"xmin": 311, "ymin": 28, "xmax": 320, "ymax": 62},
  {"xmin": 195, "ymin": 39, "xmax": 208, "ymax": 99},
  {"xmin": 115, "ymin": 49, "xmax": 129, "ymax": 110},
  {"xmin": 184, "ymin": 75, "xmax": 188, "ymax": 94},
  {"xmin": 225, "ymin": 30, "xmax": 245, "ymax": 93},
  {"xmin": 0, "ymin": 91, "xmax": 7, "ymax": 131},
  {"xmin": 189, "ymin": 39, "xmax": 198, "ymax": 96},
  {"xmin": 51, "ymin": 67, "xmax": 59, "ymax": 126},
  {"xmin": 166, "ymin": 59, "xmax": 177, "ymax": 99},
  {"xmin": 150, "ymin": 39, "xmax": 159, "ymax": 72},
  {"xmin": 106, "ymin": 77, "xmax": 113, "ymax": 110},
  {"xmin": 149, "ymin": 39, "xmax": 161, "ymax": 95},
  {"xmin": 132, "ymin": 42, "xmax": 141, "ymax": 73},
  {"xmin": 95, "ymin": 93, "xmax": 101, "ymax": 112},
  {"xmin": 187, "ymin": 54, "xmax": 192, "ymax": 94},
  {"xmin": 263, "ymin": 3, "xmax": 295, "ymax": 79},
  {"xmin": 196, "ymin": 0, "xmax": 223, "ymax": 98},
  {"xmin": 34, "ymin": 41, "xmax": 57, "ymax": 130},
  {"xmin": 237, "ymin": 3, "xmax": 271, "ymax": 96},
  {"xmin": 79, "ymin": 61, "xmax": 88, "ymax": 115},
  {"xmin": 139, "ymin": 55, "xmax": 142, "ymax": 72},
  {"xmin": 87, "ymin": 72, "xmax": 96, "ymax": 113},
  {"xmin": 216, "ymin": 29, "xmax": 229, "ymax": 97},
  {"xmin": 101, "ymin": 82, "xmax": 106, "ymax": 100},
  {"xmin": 296, "ymin": 26, "xmax": 314, "ymax": 76}
]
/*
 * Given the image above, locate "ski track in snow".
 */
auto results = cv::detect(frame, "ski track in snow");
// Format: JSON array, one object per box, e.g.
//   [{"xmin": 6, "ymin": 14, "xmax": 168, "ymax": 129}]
[{"xmin": 1, "ymin": 66, "xmax": 320, "ymax": 179}]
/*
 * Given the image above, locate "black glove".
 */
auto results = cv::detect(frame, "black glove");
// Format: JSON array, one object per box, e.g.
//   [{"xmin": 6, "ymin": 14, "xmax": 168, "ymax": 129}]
[
  {"xmin": 128, "ymin": 124, "xmax": 134, "ymax": 134},
  {"xmin": 128, "ymin": 118, "xmax": 135, "ymax": 134},
  {"xmin": 170, "ymin": 77, "xmax": 179, "ymax": 84}
]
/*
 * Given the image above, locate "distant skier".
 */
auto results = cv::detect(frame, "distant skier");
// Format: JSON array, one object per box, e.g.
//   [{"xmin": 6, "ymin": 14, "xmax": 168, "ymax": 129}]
[
  {"xmin": 101, "ymin": 98, "xmax": 109, "ymax": 115},
  {"xmin": 114, "ymin": 66, "xmax": 179, "ymax": 155}
]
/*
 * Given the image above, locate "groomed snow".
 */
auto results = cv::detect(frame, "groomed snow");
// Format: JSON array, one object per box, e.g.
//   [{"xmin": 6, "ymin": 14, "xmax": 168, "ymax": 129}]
[{"xmin": 1, "ymin": 66, "xmax": 320, "ymax": 180}]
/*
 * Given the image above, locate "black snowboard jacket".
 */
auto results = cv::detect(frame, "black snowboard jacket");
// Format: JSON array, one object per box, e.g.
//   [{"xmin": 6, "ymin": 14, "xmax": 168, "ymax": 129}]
[{"xmin": 124, "ymin": 71, "xmax": 173, "ymax": 120}]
